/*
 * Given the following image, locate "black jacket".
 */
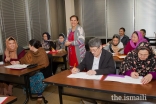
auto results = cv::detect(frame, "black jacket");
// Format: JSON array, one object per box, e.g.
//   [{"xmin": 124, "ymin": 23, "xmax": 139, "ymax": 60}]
[
  {"xmin": 121, "ymin": 35, "xmax": 129, "ymax": 46},
  {"xmin": 77, "ymin": 49, "xmax": 116, "ymax": 75}
]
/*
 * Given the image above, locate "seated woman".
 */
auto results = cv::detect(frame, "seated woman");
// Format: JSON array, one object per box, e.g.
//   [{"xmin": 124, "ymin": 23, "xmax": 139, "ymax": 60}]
[
  {"xmin": 4, "ymin": 37, "xmax": 25, "ymax": 62},
  {"xmin": 120, "ymin": 42, "xmax": 156, "ymax": 84},
  {"xmin": 1, "ymin": 37, "xmax": 26, "ymax": 95},
  {"xmin": 55, "ymin": 33, "xmax": 66, "ymax": 51},
  {"xmin": 52, "ymin": 33, "xmax": 66, "ymax": 74},
  {"xmin": 124, "ymin": 31, "xmax": 147, "ymax": 54},
  {"xmin": 104, "ymin": 34, "xmax": 124, "ymax": 55},
  {"xmin": 11, "ymin": 39, "xmax": 49, "ymax": 102},
  {"xmin": 41, "ymin": 32, "xmax": 54, "ymax": 50}
]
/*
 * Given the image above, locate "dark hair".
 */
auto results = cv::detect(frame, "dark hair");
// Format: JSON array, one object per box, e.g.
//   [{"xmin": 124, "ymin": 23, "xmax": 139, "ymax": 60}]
[
  {"xmin": 119, "ymin": 27, "xmax": 125, "ymax": 32},
  {"xmin": 88, "ymin": 38, "xmax": 102, "ymax": 47},
  {"xmin": 59, "ymin": 33, "xmax": 65, "ymax": 38},
  {"xmin": 133, "ymin": 31, "xmax": 138, "ymax": 36},
  {"xmin": 42, "ymin": 32, "xmax": 50, "ymax": 40},
  {"xmin": 112, "ymin": 34, "xmax": 120, "ymax": 40},
  {"xmin": 29, "ymin": 39, "xmax": 42, "ymax": 49},
  {"xmin": 70, "ymin": 15, "xmax": 79, "ymax": 24},
  {"xmin": 140, "ymin": 29, "xmax": 146, "ymax": 34}
]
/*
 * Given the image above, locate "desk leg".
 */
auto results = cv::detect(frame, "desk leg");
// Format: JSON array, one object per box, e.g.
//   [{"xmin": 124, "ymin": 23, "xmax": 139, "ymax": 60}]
[
  {"xmin": 58, "ymin": 86, "xmax": 63, "ymax": 104},
  {"xmin": 63, "ymin": 55, "xmax": 67, "ymax": 70},
  {"xmin": 24, "ymin": 76, "xmax": 29, "ymax": 104}
]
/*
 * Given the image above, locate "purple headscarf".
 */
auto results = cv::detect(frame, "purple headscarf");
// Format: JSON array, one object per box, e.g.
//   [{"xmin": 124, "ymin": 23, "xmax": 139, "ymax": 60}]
[{"xmin": 130, "ymin": 31, "xmax": 147, "ymax": 48}]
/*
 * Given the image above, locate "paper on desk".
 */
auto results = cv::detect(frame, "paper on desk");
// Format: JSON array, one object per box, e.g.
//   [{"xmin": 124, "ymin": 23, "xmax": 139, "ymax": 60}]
[
  {"xmin": 0, "ymin": 97, "xmax": 7, "ymax": 103},
  {"xmin": 5, "ymin": 64, "xmax": 28, "ymax": 69},
  {"xmin": 117, "ymin": 55, "xmax": 126, "ymax": 58},
  {"xmin": 104, "ymin": 75, "xmax": 143, "ymax": 84},
  {"xmin": 67, "ymin": 72, "xmax": 103, "ymax": 80},
  {"xmin": 0, "ymin": 61, "xmax": 3, "ymax": 65},
  {"xmin": 46, "ymin": 51, "xmax": 50, "ymax": 53}
]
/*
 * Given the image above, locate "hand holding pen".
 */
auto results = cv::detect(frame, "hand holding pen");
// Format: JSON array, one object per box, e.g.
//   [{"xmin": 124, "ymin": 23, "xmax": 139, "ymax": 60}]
[
  {"xmin": 130, "ymin": 68, "xmax": 139, "ymax": 78},
  {"xmin": 71, "ymin": 63, "xmax": 79, "ymax": 74}
]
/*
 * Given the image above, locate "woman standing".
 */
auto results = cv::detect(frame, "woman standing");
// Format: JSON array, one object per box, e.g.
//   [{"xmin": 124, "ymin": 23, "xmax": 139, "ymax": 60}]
[
  {"xmin": 120, "ymin": 42, "xmax": 156, "ymax": 84},
  {"xmin": 124, "ymin": 31, "xmax": 147, "ymax": 54},
  {"xmin": 65, "ymin": 15, "xmax": 86, "ymax": 68}
]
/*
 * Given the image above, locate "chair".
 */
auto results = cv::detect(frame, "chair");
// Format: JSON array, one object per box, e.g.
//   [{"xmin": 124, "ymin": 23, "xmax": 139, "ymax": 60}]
[{"xmin": 85, "ymin": 37, "xmax": 95, "ymax": 51}]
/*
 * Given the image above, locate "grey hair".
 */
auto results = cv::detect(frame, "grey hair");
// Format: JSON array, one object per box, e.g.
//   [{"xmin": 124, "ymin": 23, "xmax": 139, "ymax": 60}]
[{"xmin": 88, "ymin": 38, "xmax": 102, "ymax": 47}]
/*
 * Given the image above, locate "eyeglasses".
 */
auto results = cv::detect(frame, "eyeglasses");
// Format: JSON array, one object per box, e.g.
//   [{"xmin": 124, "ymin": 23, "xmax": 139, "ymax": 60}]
[
  {"xmin": 138, "ymin": 52, "xmax": 149, "ymax": 57},
  {"xmin": 90, "ymin": 47, "xmax": 99, "ymax": 53}
]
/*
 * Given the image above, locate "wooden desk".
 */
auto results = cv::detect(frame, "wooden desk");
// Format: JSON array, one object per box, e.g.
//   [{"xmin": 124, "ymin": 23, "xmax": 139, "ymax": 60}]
[
  {"xmin": 0, "ymin": 95, "xmax": 17, "ymax": 104},
  {"xmin": 48, "ymin": 51, "xmax": 67, "ymax": 69},
  {"xmin": 113, "ymin": 56, "xmax": 124, "ymax": 62},
  {"xmin": 44, "ymin": 70, "xmax": 156, "ymax": 104},
  {"xmin": 0, "ymin": 64, "xmax": 45, "ymax": 104}
]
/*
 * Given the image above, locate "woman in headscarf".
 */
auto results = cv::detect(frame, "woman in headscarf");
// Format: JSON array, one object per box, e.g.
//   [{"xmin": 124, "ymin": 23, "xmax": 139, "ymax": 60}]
[
  {"xmin": 11, "ymin": 39, "xmax": 49, "ymax": 103},
  {"xmin": 55, "ymin": 33, "xmax": 66, "ymax": 51},
  {"xmin": 4, "ymin": 37, "xmax": 26, "ymax": 62},
  {"xmin": 104, "ymin": 34, "xmax": 124, "ymax": 55},
  {"xmin": 124, "ymin": 31, "xmax": 147, "ymax": 54},
  {"xmin": 120, "ymin": 42, "xmax": 156, "ymax": 84},
  {"xmin": 41, "ymin": 32, "xmax": 54, "ymax": 50},
  {"xmin": 1, "ymin": 37, "xmax": 26, "ymax": 95}
]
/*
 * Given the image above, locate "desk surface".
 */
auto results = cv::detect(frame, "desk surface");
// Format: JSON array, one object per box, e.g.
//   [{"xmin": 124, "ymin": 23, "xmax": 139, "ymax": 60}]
[
  {"xmin": 0, "ymin": 95, "xmax": 17, "ymax": 104},
  {"xmin": 48, "ymin": 51, "xmax": 67, "ymax": 57},
  {"xmin": 0, "ymin": 64, "xmax": 45, "ymax": 76},
  {"xmin": 113, "ymin": 56, "xmax": 124, "ymax": 62},
  {"xmin": 44, "ymin": 70, "xmax": 156, "ymax": 98}
]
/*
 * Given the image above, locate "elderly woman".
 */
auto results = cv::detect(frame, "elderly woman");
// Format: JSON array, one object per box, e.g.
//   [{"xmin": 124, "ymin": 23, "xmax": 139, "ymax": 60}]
[
  {"xmin": 120, "ymin": 42, "xmax": 156, "ymax": 84},
  {"xmin": 104, "ymin": 34, "xmax": 124, "ymax": 55},
  {"xmin": 1, "ymin": 37, "xmax": 26, "ymax": 95},
  {"xmin": 65, "ymin": 15, "xmax": 86, "ymax": 68},
  {"xmin": 124, "ymin": 31, "xmax": 147, "ymax": 54}
]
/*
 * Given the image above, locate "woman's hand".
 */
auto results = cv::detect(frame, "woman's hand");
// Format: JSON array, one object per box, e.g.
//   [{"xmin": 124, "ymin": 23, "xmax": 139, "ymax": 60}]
[
  {"xmin": 10, "ymin": 61, "xmax": 20, "ymax": 65},
  {"xmin": 131, "ymin": 72, "xmax": 139, "ymax": 78},
  {"xmin": 141, "ymin": 74, "xmax": 153, "ymax": 84},
  {"xmin": 5, "ymin": 57, "xmax": 10, "ymax": 62},
  {"xmin": 65, "ymin": 41, "xmax": 71, "ymax": 46}
]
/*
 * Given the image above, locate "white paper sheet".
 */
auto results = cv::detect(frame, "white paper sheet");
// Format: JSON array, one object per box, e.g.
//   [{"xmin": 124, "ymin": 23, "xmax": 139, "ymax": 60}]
[
  {"xmin": 0, "ymin": 61, "xmax": 4, "ymax": 65},
  {"xmin": 117, "ymin": 55, "xmax": 126, "ymax": 58},
  {"xmin": 67, "ymin": 72, "xmax": 103, "ymax": 80},
  {"xmin": 104, "ymin": 75, "xmax": 143, "ymax": 84},
  {"xmin": 5, "ymin": 64, "xmax": 28, "ymax": 69},
  {"xmin": 0, "ymin": 97, "xmax": 7, "ymax": 103},
  {"xmin": 46, "ymin": 51, "xmax": 50, "ymax": 53}
]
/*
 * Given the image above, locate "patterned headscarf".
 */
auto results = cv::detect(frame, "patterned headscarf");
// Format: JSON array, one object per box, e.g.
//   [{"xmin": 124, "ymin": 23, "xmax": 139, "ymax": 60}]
[
  {"xmin": 130, "ymin": 31, "xmax": 147, "ymax": 48},
  {"xmin": 5, "ymin": 37, "xmax": 18, "ymax": 61},
  {"xmin": 120, "ymin": 42, "xmax": 156, "ymax": 76}
]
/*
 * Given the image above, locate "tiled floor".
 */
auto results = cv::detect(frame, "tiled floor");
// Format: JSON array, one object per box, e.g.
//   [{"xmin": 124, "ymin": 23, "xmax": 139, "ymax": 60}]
[{"xmin": 13, "ymin": 84, "xmax": 81, "ymax": 104}]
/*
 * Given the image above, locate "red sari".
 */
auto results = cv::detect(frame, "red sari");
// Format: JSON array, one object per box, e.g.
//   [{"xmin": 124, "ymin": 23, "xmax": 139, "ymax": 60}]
[{"xmin": 68, "ymin": 31, "xmax": 78, "ymax": 67}]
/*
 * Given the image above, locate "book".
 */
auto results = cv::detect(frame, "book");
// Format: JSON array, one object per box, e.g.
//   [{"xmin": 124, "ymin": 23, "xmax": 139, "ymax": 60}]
[{"xmin": 5, "ymin": 64, "xmax": 28, "ymax": 69}]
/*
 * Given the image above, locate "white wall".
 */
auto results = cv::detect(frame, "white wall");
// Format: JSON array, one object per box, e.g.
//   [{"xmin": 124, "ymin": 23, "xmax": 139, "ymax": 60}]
[{"xmin": 65, "ymin": 0, "xmax": 75, "ymax": 34}]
